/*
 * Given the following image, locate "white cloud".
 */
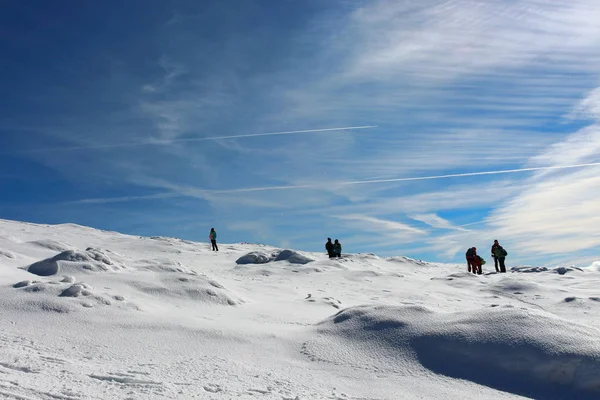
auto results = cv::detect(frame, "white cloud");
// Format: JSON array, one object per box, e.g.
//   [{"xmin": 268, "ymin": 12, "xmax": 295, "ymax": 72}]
[
  {"xmin": 345, "ymin": 0, "xmax": 600, "ymax": 82},
  {"xmin": 410, "ymin": 213, "xmax": 468, "ymax": 231},
  {"xmin": 571, "ymin": 87, "xmax": 600, "ymax": 121},
  {"xmin": 337, "ymin": 214, "xmax": 427, "ymax": 237}
]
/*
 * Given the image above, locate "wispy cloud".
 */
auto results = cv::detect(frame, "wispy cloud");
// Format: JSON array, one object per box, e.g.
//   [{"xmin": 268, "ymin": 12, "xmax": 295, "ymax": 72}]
[
  {"xmin": 335, "ymin": 215, "xmax": 427, "ymax": 246},
  {"xmin": 68, "ymin": 161, "xmax": 600, "ymax": 205},
  {"xmin": 410, "ymin": 213, "xmax": 468, "ymax": 231}
]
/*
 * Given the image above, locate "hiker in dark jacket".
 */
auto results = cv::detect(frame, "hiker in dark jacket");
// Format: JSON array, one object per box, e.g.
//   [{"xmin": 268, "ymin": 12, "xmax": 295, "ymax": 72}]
[
  {"xmin": 493, "ymin": 244, "xmax": 508, "ymax": 273},
  {"xmin": 491, "ymin": 240, "xmax": 501, "ymax": 272},
  {"xmin": 333, "ymin": 239, "xmax": 342, "ymax": 258},
  {"xmin": 466, "ymin": 247, "xmax": 475, "ymax": 273},
  {"xmin": 325, "ymin": 238, "xmax": 334, "ymax": 258},
  {"xmin": 209, "ymin": 228, "xmax": 218, "ymax": 251}
]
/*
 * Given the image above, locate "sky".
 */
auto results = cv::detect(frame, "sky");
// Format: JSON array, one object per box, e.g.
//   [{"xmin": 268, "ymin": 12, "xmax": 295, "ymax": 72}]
[{"xmin": 2, "ymin": 0, "xmax": 600, "ymax": 267}]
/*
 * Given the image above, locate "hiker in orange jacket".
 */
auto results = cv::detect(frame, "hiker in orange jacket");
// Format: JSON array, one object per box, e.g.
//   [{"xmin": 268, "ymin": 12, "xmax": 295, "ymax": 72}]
[{"xmin": 466, "ymin": 247, "xmax": 482, "ymax": 274}]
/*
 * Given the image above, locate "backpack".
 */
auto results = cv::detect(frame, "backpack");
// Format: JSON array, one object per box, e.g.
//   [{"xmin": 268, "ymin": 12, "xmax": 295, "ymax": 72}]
[
  {"xmin": 466, "ymin": 248, "xmax": 474, "ymax": 257},
  {"xmin": 501, "ymin": 248, "xmax": 508, "ymax": 257}
]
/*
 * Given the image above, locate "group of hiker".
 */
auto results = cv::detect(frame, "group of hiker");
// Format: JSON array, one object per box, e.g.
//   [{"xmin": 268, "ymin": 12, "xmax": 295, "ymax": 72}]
[
  {"xmin": 325, "ymin": 238, "xmax": 342, "ymax": 258},
  {"xmin": 466, "ymin": 240, "xmax": 508, "ymax": 274},
  {"xmin": 210, "ymin": 229, "xmax": 508, "ymax": 273}
]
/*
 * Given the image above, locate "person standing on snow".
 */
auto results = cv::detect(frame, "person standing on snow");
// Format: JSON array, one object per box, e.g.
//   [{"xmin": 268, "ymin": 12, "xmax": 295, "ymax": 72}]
[
  {"xmin": 491, "ymin": 240, "xmax": 501, "ymax": 272},
  {"xmin": 493, "ymin": 243, "xmax": 508, "ymax": 273},
  {"xmin": 325, "ymin": 238, "xmax": 334, "ymax": 258},
  {"xmin": 466, "ymin": 247, "xmax": 476, "ymax": 273},
  {"xmin": 209, "ymin": 228, "xmax": 218, "ymax": 251},
  {"xmin": 333, "ymin": 239, "xmax": 342, "ymax": 258}
]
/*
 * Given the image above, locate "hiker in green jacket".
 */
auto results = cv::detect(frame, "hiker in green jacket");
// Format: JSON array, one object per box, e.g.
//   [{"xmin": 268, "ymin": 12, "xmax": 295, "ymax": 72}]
[
  {"xmin": 493, "ymin": 243, "xmax": 508, "ymax": 273},
  {"xmin": 209, "ymin": 228, "xmax": 218, "ymax": 251}
]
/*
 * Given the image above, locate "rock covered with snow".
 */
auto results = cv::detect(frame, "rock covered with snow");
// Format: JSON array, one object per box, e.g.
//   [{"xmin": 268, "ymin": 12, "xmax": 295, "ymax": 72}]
[
  {"xmin": 553, "ymin": 266, "xmax": 584, "ymax": 275},
  {"xmin": 236, "ymin": 251, "xmax": 272, "ymax": 265},
  {"xmin": 274, "ymin": 249, "xmax": 313, "ymax": 264},
  {"xmin": 512, "ymin": 266, "xmax": 549, "ymax": 273},
  {"xmin": 236, "ymin": 249, "xmax": 313, "ymax": 265}
]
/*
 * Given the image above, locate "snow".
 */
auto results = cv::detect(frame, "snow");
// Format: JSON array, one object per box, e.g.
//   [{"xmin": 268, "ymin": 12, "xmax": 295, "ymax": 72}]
[
  {"xmin": 1, "ymin": 218, "xmax": 600, "ymax": 399},
  {"xmin": 236, "ymin": 249, "xmax": 314, "ymax": 265}
]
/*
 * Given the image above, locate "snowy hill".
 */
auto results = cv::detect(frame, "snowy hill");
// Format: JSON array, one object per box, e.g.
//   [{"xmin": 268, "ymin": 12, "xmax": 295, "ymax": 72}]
[{"xmin": 1, "ymin": 219, "xmax": 599, "ymax": 399}]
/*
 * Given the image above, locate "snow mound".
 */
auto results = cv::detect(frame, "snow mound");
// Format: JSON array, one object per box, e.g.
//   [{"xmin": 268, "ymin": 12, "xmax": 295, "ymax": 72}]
[
  {"xmin": 28, "ymin": 249, "xmax": 124, "ymax": 277},
  {"xmin": 59, "ymin": 284, "xmax": 92, "ymax": 298},
  {"xmin": 236, "ymin": 249, "xmax": 313, "ymax": 265},
  {"xmin": 11, "ymin": 278, "xmax": 115, "ymax": 308},
  {"xmin": 490, "ymin": 278, "xmax": 539, "ymax": 294},
  {"xmin": 135, "ymin": 258, "xmax": 197, "ymax": 274},
  {"xmin": 129, "ymin": 275, "xmax": 243, "ymax": 306},
  {"xmin": 305, "ymin": 305, "xmax": 600, "ymax": 399},
  {"xmin": 26, "ymin": 239, "xmax": 73, "ymax": 252},
  {"xmin": 386, "ymin": 256, "xmax": 431, "ymax": 267}
]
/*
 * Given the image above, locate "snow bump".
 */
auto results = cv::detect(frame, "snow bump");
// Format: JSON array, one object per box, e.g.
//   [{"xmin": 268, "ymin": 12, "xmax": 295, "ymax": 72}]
[{"xmin": 306, "ymin": 305, "xmax": 600, "ymax": 399}]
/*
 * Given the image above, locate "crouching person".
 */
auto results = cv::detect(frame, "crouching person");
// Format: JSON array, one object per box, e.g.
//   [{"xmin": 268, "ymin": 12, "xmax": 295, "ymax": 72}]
[{"xmin": 466, "ymin": 247, "xmax": 483, "ymax": 275}]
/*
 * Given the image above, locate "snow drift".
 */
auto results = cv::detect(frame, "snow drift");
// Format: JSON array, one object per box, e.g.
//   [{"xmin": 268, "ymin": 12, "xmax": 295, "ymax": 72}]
[
  {"xmin": 2, "ymin": 218, "xmax": 600, "ymax": 399},
  {"xmin": 306, "ymin": 305, "xmax": 600, "ymax": 399}
]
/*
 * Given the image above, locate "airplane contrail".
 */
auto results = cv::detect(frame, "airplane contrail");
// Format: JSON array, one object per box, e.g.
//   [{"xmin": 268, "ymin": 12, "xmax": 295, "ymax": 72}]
[
  {"xmin": 10, "ymin": 125, "xmax": 378, "ymax": 154},
  {"xmin": 72, "ymin": 161, "xmax": 600, "ymax": 204},
  {"xmin": 211, "ymin": 161, "xmax": 600, "ymax": 193},
  {"xmin": 335, "ymin": 161, "xmax": 600, "ymax": 186}
]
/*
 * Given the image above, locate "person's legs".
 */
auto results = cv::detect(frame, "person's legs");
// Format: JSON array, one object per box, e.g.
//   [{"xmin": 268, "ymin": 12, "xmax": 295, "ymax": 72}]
[
  {"xmin": 499, "ymin": 257, "xmax": 506, "ymax": 273},
  {"xmin": 494, "ymin": 256, "xmax": 499, "ymax": 272},
  {"xmin": 211, "ymin": 240, "xmax": 218, "ymax": 251},
  {"xmin": 467, "ymin": 260, "xmax": 472, "ymax": 273},
  {"xmin": 473, "ymin": 259, "xmax": 481, "ymax": 274}
]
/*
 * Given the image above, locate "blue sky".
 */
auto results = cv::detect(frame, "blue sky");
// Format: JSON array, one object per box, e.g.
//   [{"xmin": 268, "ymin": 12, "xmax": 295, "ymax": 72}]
[{"xmin": 2, "ymin": 0, "xmax": 600, "ymax": 266}]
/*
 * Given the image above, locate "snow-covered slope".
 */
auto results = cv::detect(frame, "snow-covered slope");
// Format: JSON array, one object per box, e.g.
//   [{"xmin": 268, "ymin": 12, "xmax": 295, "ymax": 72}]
[{"xmin": 1, "ymin": 219, "xmax": 599, "ymax": 399}]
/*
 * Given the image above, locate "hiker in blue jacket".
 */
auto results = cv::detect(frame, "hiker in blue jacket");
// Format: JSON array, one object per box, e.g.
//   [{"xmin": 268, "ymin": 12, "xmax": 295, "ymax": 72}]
[
  {"xmin": 209, "ymin": 228, "xmax": 218, "ymax": 251},
  {"xmin": 332, "ymin": 239, "xmax": 342, "ymax": 258}
]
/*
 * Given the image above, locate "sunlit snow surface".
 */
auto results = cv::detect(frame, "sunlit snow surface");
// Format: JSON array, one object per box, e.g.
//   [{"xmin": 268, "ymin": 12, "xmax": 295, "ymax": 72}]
[{"xmin": 1, "ymin": 219, "xmax": 599, "ymax": 399}]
